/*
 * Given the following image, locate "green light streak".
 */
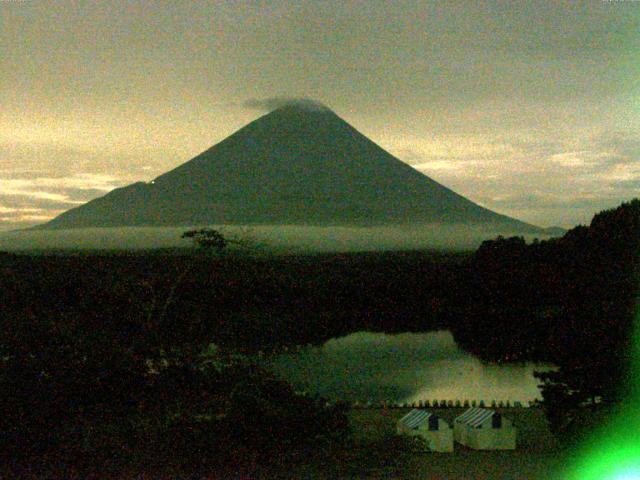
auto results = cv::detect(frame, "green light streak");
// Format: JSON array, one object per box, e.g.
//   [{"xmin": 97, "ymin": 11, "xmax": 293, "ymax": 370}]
[{"xmin": 561, "ymin": 305, "xmax": 640, "ymax": 479}]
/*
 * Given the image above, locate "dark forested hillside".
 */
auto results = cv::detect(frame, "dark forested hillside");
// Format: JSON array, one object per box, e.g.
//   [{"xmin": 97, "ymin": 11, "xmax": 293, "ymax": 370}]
[
  {"xmin": 1, "ymin": 200, "xmax": 637, "ymax": 473},
  {"xmin": 0, "ymin": 249, "xmax": 466, "ymax": 354},
  {"xmin": 450, "ymin": 199, "xmax": 639, "ymax": 366}
]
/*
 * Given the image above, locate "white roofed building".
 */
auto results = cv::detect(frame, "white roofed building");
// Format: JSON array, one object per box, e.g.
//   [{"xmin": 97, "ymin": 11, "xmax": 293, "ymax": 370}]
[
  {"xmin": 396, "ymin": 409, "xmax": 453, "ymax": 452},
  {"xmin": 454, "ymin": 407, "xmax": 516, "ymax": 450}
]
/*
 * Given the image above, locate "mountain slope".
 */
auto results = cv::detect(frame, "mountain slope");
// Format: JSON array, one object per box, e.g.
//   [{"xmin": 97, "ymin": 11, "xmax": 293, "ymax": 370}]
[{"xmin": 39, "ymin": 105, "xmax": 539, "ymax": 231}]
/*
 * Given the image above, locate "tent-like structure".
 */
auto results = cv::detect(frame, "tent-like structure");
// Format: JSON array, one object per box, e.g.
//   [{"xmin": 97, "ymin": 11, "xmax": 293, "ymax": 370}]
[
  {"xmin": 396, "ymin": 409, "xmax": 453, "ymax": 452},
  {"xmin": 454, "ymin": 407, "xmax": 516, "ymax": 450}
]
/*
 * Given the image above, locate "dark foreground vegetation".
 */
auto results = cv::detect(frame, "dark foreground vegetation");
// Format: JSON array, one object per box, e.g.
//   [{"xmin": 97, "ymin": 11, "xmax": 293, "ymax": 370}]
[
  {"xmin": 0, "ymin": 247, "xmax": 465, "ymax": 354},
  {"xmin": 1, "ymin": 338, "xmax": 350, "ymax": 477},
  {"xmin": 1, "ymin": 199, "xmax": 638, "ymax": 475}
]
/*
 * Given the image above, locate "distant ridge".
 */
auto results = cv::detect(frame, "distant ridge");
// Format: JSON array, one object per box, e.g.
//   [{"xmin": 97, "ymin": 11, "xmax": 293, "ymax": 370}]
[
  {"xmin": 38, "ymin": 104, "xmax": 541, "ymax": 232},
  {"xmin": 540, "ymin": 226, "xmax": 568, "ymax": 236}
]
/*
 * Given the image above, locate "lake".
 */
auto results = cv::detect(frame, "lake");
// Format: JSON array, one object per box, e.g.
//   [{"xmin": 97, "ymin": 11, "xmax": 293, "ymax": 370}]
[{"xmin": 268, "ymin": 330, "xmax": 554, "ymax": 404}]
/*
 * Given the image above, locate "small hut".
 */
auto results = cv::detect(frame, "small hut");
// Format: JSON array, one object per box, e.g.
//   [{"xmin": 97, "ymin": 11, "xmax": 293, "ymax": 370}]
[
  {"xmin": 454, "ymin": 407, "xmax": 516, "ymax": 450},
  {"xmin": 396, "ymin": 409, "xmax": 453, "ymax": 452}
]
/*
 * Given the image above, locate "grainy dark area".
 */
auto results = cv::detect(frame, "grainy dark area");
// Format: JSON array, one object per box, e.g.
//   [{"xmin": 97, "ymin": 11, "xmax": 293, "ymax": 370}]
[{"xmin": 0, "ymin": 200, "xmax": 637, "ymax": 477}]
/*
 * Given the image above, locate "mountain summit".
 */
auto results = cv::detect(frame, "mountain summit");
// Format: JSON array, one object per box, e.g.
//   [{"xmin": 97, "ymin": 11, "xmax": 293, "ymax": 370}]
[{"xmin": 39, "ymin": 105, "xmax": 538, "ymax": 231}]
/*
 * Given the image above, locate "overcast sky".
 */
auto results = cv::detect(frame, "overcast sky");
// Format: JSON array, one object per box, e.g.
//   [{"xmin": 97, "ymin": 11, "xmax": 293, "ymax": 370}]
[{"xmin": 1, "ymin": 0, "xmax": 638, "ymax": 229}]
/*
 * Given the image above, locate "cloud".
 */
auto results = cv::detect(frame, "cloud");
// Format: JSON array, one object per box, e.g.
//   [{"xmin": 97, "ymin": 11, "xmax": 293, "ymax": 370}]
[
  {"xmin": 0, "ymin": 206, "xmax": 43, "ymax": 214},
  {"xmin": 0, "ymin": 174, "xmax": 121, "ymax": 203},
  {"xmin": 612, "ymin": 179, "xmax": 640, "ymax": 191},
  {"xmin": 0, "ymin": 186, "xmax": 80, "ymax": 204},
  {"xmin": 384, "ymin": 127, "xmax": 640, "ymax": 227},
  {"xmin": 547, "ymin": 149, "xmax": 630, "ymax": 169},
  {"xmin": 547, "ymin": 151, "xmax": 591, "ymax": 168},
  {"xmin": 0, "ymin": 173, "xmax": 124, "ymax": 225},
  {"xmin": 0, "ymin": 202, "xmax": 67, "ymax": 228},
  {"xmin": 0, "ymin": 195, "xmax": 87, "ymax": 211},
  {"xmin": 602, "ymin": 163, "xmax": 640, "ymax": 183},
  {"xmin": 412, "ymin": 160, "xmax": 462, "ymax": 171},
  {"xmin": 28, "ymin": 173, "xmax": 120, "ymax": 192},
  {"xmin": 485, "ymin": 193, "xmax": 610, "ymax": 211},
  {"xmin": 242, "ymin": 96, "xmax": 329, "ymax": 112},
  {"xmin": 0, "ymin": 213, "xmax": 55, "ymax": 223},
  {"xmin": 0, "ymin": 141, "xmax": 173, "ymax": 182}
]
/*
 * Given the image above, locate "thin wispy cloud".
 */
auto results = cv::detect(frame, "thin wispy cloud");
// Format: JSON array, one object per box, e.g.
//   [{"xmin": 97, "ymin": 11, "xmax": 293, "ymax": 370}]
[
  {"xmin": 386, "ymin": 129, "xmax": 640, "ymax": 227},
  {"xmin": 0, "ymin": 206, "xmax": 43, "ymax": 214},
  {"xmin": 0, "ymin": 174, "xmax": 121, "ymax": 201},
  {"xmin": 547, "ymin": 150, "xmax": 618, "ymax": 169},
  {"xmin": 0, "ymin": 173, "xmax": 124, "ymax": 225},
  {"xmin": 242, "ymin": 97, "xmax": 329, "ymax": 112},
  {"xmin": 603, "ymin": 163, "xmax": 640, "ymax": 183},
  {"xmin": 412, "ymin": 161, "xmax": 463, "ymax": 171},
  {"xmin": 0, "ymin": 214, "xmax": 56, "ymax": 223}
]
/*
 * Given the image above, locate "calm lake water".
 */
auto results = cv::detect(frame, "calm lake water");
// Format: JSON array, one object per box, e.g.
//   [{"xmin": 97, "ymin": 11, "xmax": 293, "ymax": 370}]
[{"xmin": 268, "ymin": 330, "xmax": 554, "ymax": 404}]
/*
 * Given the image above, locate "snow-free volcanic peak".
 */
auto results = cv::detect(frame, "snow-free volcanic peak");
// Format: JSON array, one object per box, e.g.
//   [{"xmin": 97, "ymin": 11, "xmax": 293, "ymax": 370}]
[{"xmin": 38, "ymin": 105, "xmax": 540, "ymax": 232}]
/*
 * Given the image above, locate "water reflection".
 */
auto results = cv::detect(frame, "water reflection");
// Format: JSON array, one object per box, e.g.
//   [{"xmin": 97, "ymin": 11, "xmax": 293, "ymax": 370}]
[{"xmin": 268, "ymin": 331, "xmax": 554, "ymax": 403}]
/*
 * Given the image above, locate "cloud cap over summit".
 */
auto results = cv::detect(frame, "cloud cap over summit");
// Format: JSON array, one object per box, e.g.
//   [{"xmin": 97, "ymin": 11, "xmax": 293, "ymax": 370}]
[{"xmin": 243, "ymin": 97, "xmax": 330, "ymax": 112}]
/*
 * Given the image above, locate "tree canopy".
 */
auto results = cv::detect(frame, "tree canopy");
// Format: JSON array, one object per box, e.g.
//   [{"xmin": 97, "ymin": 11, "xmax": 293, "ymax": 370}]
[{"xmin": 181, "ymin": 228, "xmax": 229, "ymax": 254}]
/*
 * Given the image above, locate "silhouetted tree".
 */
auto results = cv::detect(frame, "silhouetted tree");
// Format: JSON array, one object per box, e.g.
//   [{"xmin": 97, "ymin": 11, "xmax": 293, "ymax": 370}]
[
  {"xmin": 534, "ymin": 199, "xmax": 640, "ymax": 441},
  {"xmin": 182, "ymin": 228, "xmax": 229, "ymax": 254},
  {"xmin": 149, "ymin": 229, "xmax": 232, "ymax": 351}
]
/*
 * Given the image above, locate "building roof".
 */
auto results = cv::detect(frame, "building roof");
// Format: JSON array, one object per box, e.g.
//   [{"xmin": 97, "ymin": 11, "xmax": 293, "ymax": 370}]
[
  {"xmin": 455, "ymin": 407, "xmax": 497, "ymax": 428},
  {"xmin": 398, "ymin": 409, "xmax": 441, "ymax": 430}
]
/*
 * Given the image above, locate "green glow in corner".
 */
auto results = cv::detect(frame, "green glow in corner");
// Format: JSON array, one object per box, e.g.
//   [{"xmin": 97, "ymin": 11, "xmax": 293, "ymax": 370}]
[
  {"xmin": 562, "ymin": 307, "xmax": 640, "ymax": 480},
  {"xmin": 569, "ymin": 437, "xmax": 640, "ymax": 479},
  {"xmin": 611, "ymin": 469, "xmax": 640, "ymax": 480}
]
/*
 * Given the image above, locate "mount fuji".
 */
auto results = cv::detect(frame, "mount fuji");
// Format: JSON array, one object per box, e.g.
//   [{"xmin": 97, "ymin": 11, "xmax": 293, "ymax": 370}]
[{"xmin": 38, "ymin": 103, "xmax": 539, "ymax": 232}]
